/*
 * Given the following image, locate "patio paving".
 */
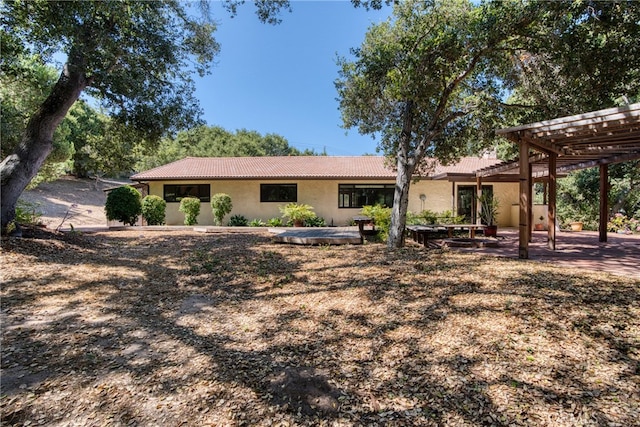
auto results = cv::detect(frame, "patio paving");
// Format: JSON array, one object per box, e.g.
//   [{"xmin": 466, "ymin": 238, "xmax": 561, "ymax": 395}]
[{"xmin": 444, "ymin": 227, "xmax": 639, "ymax": 279}]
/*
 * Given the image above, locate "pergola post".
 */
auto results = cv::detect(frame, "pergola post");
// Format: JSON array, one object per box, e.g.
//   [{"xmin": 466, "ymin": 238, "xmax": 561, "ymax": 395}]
[
  {"xmin": 548, "ymin": 153, "xmax": 557, "ymax": 250},
  {"xmin": 476, "ymin": 177, "xmax": 482, "ymax": 225},
  {"xmin": 519, "ymin": 138, "xmax": 530, "ymax": 259},
  {"xmin": 528, "ymin": 166, "xmax": 533, "ymax": 243},
  {"xmin": 600, "ymin": 164, "xmax": 609, "ymax": 242}
]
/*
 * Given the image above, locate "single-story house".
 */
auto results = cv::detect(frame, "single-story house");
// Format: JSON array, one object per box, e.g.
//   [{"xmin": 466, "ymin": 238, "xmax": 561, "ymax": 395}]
[{"xmin": 130, "ymin": 156, "xmax": 536, "ymax": 226}]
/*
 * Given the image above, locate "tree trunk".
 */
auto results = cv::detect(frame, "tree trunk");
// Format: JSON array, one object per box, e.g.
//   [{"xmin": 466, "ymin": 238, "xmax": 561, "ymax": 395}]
[
  {"xmin": 387, "ymin": 157, "xmax": 414, "ymax": 248},
  {"xmin": 1, "ymin": 62, "xmax": 88, "ymax": 233},
  {"xmin": 387, "ymin": 100, "xmax": 419, "ymax": 249}
]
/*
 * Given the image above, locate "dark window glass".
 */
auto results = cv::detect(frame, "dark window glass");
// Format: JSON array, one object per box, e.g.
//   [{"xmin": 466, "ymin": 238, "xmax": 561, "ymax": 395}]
[
  {"xmin": 338, "ymin": 184, "xmax": 395, "ymax": 208},
  {"xmin": 260, "ymin": 184, "xmax": 297, "ymax": 202},
  {"xmin": 163, "ymin": 184, "xmax": 210, "ymax": 203}
]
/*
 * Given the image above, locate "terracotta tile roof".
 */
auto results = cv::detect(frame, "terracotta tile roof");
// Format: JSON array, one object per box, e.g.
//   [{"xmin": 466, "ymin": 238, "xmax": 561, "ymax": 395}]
[{"xmin": 130, "ymin": 156, "xmax": 502, "ymax": 181}]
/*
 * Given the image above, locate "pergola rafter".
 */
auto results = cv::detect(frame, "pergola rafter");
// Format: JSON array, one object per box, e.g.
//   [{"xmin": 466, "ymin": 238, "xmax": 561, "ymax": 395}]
[{"xmin": 476, "ymin": 103, "xmax": 640, "ymax": 259}]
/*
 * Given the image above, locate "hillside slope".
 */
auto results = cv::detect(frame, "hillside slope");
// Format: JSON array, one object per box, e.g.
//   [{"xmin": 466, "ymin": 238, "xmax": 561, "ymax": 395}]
[{"xmin": 19, "ymin": 176, "xmax": 128, "ymax": 228}]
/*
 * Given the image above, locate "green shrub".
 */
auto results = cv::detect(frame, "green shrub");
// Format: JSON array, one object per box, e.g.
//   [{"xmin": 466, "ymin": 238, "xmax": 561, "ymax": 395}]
[
  {"xmin": 141, "ymin": 195, "xmax": 166, "ymax": 225},
  {"xmin": 248, "ymin": 218, "xmax": 266, "ymax": 227},
  {"xmin": 15, "ymin": 200, "xmax": 43, "ymax": 226},
  {"xmin": 267, "ymin": 217, "xmax": 284, "ymax": 227},
  {"xmin": 228, "ymin": 214, "xmax": 248, "ymax": 226},
  {"xmin": 438, "ymin": 210, "xmax": 465, "ymax": 224},
  {"xmin": 361, "ymin": 204, "xmax": 391, "ymax": 240},
  {"xmin": 179, "ymin": 197, "xmax": 201, "ymax": 225},
  {"xmin": 211, "ymin": 193, "xmax": 233, "ymax": 226},
  {"xmin": 105, "ymin": 185, "xmax": 142, "ymax": 226},
  {"xmin": 407, "ymin": 209, "xmax": 438, "ymax": 225},
  {"xmin": 304, "ymin": 216, "xmax": 326, "ymax": 227},
  {"xmin": 279, "ymin": 202, "xmax": 315, "ymax": 226},
  {"xmin": 608, "ymin": 213, "xmax": 640, "ymax": 234}
]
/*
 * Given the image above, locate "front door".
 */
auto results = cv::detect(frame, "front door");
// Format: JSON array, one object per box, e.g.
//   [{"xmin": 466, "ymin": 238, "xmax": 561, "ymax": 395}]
[{"xmin": 457, "ymin": 185, "xmax": 493, "ymax": 223}]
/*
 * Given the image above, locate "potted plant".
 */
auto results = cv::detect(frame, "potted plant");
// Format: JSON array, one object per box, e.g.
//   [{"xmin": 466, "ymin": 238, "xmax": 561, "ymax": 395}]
[
  {"xmin": 479, "ymin": 192, "xmax": 499, "ymax": 237},
  {"xmin": 535, "ymin": 215, "xmax": 545, "ymax": 231},
  {"xmin": 279, "ymin": 202, "xmax": 316, "ymax": 227},
  {"xmin": 569, "ymin": 221, "xmax": 583, "ymax": 232}
]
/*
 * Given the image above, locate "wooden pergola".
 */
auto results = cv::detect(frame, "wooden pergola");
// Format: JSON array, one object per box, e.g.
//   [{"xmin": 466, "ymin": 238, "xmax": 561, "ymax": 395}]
[{"xmin": 476, "ymin": 103, "xmax": 640, "ymax": 258}]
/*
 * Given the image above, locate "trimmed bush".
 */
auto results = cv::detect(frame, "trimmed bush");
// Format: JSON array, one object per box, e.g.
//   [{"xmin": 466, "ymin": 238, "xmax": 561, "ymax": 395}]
[
  {"xmin": 179, "ymin": 197, "xmax": 201, "ymax": 225},
  {"xmin": 105, "ymin": 185, "xmax": 142, "ymax": 226},
  {"xmin": 248, "ymin": 218, "xmax": 266, "ymax": 227},
  {"xmin": 211, "ymin": 193, "xmax": 233, "ymax": 226},
  {"xmin": 141, "ymin": 195, "xmax": 166, "ymax": 225},
  {"xmin": 228, "ymin": 214, "xmax": 248, "ymax": 226}
]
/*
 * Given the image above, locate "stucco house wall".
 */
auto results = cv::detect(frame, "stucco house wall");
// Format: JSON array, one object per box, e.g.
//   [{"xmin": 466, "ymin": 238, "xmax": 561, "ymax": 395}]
[
  {"xmin": 152, "ymin": 178, "xmax": 518, "ymax": 226},
  {"xmin": 134, "ymin": 156, "xmax": 524, "ymax": 227}
]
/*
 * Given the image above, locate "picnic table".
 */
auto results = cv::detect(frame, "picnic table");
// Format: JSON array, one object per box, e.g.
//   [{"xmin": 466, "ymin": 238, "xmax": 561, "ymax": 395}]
[{"xmin": 406, "ymin": 224, "xmax": 486, "ymax": 246}]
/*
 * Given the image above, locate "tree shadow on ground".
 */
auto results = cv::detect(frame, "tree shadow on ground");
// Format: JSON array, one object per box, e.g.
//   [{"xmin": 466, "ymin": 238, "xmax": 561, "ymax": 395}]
[{"xmin": 2, "ymin": 229, "xmax": 638, "ymax": 426}]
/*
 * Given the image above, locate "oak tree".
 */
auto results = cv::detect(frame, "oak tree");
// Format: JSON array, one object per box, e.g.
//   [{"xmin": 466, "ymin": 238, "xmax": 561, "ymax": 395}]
[{"xmin": 0, "ymin": 0, "xmax": 289, "ymax": 233}]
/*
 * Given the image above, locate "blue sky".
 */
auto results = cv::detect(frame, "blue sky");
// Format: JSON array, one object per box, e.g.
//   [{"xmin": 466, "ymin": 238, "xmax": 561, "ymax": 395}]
[{"xmin": 194, "ymin": 1, "xmax": 393, "ymax": 156}]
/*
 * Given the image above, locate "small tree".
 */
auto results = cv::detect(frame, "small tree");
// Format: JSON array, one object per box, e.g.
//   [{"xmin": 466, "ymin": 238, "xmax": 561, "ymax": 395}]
[
  {"xmin": 211, "ymin": 193, "xmax": 233, "ymax": 226},
  {"xmin": 179, "ymin": 197, "xmax": 201, "ymax": 226},
  {"xmin": 105, "ymin": 186, "xmax": 141, "ymax": 226},
  {"xmin": 141, "ymin": 195, "xmax": 166, "ymax": 225}
]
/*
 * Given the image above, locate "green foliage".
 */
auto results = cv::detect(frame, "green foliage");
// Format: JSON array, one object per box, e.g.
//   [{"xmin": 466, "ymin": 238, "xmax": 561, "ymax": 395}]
[
  {"xmin": 248, "ymin": 218, "xmax": 267, "ymax": 227},
  {"xmin": 135, "ymin": 126, "xmax": 322, "ymax": 171},
  {"xmin": 503, "ymin": 2, "xmax": 640, "ymax": 122},
  {"xmin": 304, "ymin": 216, "xmax": 326, "ymax": 227},
  {"xmin": 478, "ymin": 193, "xmax": 499, "ymax": 226},
  {"xmin": 361, "ymin": 205, "xmax": 391, "ymax": 240},
  {"xmin": 211, "ymin": 193, "xmax": 233, "ymax": 226},
  {"xmin": 71, "ymin": 108, "xmax": 140, "ymax": 178},
  {"xmin": 1, "ymin": 56, "xmax": 76, "ymax": 188},
  {"xmin": 608, "ymin": 213, "xmax": 640, "ymax": 235},
  {"xmin": 228, "ymin": 214, "xmax": 248, "ymax": 226},
  {"xmin": 266, "ymin": 217, "xmax": 284, "ymax": 227},
  {"xmin": 557, "ymin": 161, "xmax": 640, "ymax": 230},
  {"xmin": 336, "ymin": 0, "xmax": 523, "ymax": 166},
  {"xmin": 141, "ymin": 195, "xmax": 166, "ymax": 225},
  {"xmin": 407, "ymin": 210, "xmax": 438, "ymax": 225},
  {"xmin": 279, "ymin": 203, "xmax": 316, "ymax": 224},
  {"xmin": 0, "ymin": 56, "xmax": 60, "ymax": 159},
  {"xmin": 105, "ymin": 186, "xmax": 142, "ymax": 226},
  {"xmin": 15, "ymin": 200, "xmax": 43, "ymax": 226},
  {"xmin": 2, "ymin": 0, "xmax": 222, "ymax": 142},
  {"xmin": 179, "ymin": 197, "xmax": 201, "ymax": 226}
]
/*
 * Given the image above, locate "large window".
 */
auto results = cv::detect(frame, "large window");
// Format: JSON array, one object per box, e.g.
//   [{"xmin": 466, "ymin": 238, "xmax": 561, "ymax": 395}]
[
  {"xmin": 163, "ymin": 184, "xmax": 210, "ymax": 203},
  {"xmin": 339, "ymin": 184, "xmax": 395, "ymax": 208},
  {"xmin": 260, "ymin": 184, "xmax": 297, "ymax": 202}
]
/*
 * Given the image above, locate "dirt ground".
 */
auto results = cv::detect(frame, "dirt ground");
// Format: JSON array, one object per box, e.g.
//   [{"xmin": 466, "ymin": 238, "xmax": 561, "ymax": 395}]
[
  {"xmin": 18, "ymin": 176, "xmax": 123, "ymax": 229},
  {"xmin": 1, "ymin": 226, "xmax": 638, "ymax": 426},
  {"xmin": 3, "ymin": 178, "xmax": 639, "ymax": 426}
]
